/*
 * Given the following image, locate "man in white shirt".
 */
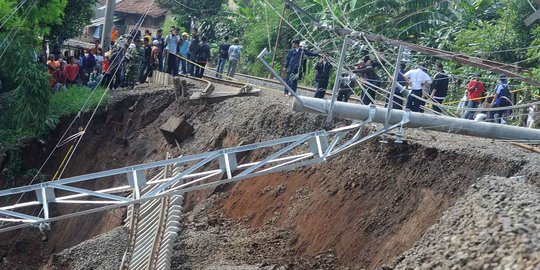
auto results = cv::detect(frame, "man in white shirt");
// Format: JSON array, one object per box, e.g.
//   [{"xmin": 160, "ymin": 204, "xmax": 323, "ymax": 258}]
[
  {"xmin": 404, "ymin": 62, "xmax": 432, "ymax": 112},
  {"xmin": 527, "ymin": 105, "xmax": 536, "ymax": 128}
]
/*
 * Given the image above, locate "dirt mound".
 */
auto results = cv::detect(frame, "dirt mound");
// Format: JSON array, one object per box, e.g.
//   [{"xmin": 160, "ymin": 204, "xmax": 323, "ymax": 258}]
[{"xmin": 385, "ymin": 176, "xmax": 540, "ymax": 269}]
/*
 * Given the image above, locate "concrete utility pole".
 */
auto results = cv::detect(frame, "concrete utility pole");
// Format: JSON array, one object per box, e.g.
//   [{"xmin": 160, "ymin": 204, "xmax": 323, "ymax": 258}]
[
  {"xmin": 101, "ymin": 0, "xmax": 116, "ymax": 51},
  {"xmin": 326, "ymin": 36, "xmax": 349, "ymax": 127},
  {"xmin": 293, "ymin": 97, "xmax": 540, "ymax": 141},
  {"xmin": 385, "ymin": 45, "xmax": 405, "ymax": 129}
]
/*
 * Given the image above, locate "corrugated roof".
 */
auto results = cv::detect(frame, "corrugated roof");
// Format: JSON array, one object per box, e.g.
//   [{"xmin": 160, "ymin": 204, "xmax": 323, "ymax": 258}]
[{"xmin": 98, "ymin": 0, "xmax": 166, "ymax": 18}]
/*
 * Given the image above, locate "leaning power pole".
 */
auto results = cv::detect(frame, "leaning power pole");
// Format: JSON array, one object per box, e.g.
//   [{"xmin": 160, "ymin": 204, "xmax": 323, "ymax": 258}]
[
  {"xmin": 270, "ymin": 1, "xmax": 287, "ymax": 71},
  {"xmin": 101, "ymin": 0, "xmax": 116, "ymax": 51}
]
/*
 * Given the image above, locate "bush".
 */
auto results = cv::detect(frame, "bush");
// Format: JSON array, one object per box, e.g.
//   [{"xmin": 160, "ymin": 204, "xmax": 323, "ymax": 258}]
[{"xmin": 48, "ymin": 86, "xmax": 108, "ymax": 123}]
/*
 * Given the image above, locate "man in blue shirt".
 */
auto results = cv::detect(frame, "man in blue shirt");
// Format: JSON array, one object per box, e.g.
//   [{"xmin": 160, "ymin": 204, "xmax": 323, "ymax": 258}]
[
  {"xmin": 490, "ymin": 74, "xmax": 513, "ymax": 124},
  {"xmin": 179, "ymin": 32, "xmax": 190, "ymax": 74},
  {"xmin": 284, "ymin": 39, "xmax": 320, "ymax": 95},
  {"xmin": 165, "ymin": 26, "xmax": 180, "ymax": 75}
]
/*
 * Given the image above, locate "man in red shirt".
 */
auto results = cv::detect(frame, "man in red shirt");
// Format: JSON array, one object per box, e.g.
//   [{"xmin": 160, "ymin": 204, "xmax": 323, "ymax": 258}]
[
  {"xmin": 53, "ymin": 61, "xmax": 68, "ymax": 93},
  {"xmin": 65, "ymin": 57, "xmax": 79, "ymax": 85},
  {"xmin": 463, "ymin": 73, "xmax": 485, "ymax": 120}
]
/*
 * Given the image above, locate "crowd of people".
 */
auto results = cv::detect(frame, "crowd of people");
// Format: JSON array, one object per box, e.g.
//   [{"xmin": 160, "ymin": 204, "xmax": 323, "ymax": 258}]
[
  {"xmin": 282, "ymin": 39, "xmax": 535, "ymax": 125},
  {"xmin": 39, "ymin": 25, "xmax": 244, "ymax": 93},
  {"xmin": 38, "ymin": 26, "xmax": 535, "ymax": 126}
]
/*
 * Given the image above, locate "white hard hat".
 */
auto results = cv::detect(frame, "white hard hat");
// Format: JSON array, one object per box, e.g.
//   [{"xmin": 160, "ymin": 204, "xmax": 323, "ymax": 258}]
[
  {"xmin": 129, "ymin": 43, "xmax": 136, "ymax": 49},
  {"xmin": 152, "ymin": 40, "xmax": 159, "ymax": 45}
]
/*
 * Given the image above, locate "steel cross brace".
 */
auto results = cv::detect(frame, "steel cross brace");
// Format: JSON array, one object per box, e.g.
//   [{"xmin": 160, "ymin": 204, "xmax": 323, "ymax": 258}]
[{"xmin": 0, "ymin": 119, "xmax": 404, "ymax": 233}]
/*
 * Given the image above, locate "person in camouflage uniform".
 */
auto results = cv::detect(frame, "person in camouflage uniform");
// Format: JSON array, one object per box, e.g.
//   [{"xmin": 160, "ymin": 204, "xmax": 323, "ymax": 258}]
[{"xmin": 125, "ymin": 38, "xmax": 144, "ymax": 89}]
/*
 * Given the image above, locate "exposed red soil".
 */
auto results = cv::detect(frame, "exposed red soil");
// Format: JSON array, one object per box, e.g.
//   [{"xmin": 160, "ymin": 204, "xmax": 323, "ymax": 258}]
[{"xmin": 212, "ymin": 141, "xmax": 522, "ymax": 269}]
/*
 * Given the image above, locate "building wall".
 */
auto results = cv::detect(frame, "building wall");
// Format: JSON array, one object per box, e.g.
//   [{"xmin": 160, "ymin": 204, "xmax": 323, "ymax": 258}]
[{"xmin": 124, "ymin": 14, "xmax": 166, "ymax": 36}]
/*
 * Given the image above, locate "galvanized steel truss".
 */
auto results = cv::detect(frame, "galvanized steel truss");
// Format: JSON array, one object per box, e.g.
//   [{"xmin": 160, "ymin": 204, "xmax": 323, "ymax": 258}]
[{"xmin": 0, "ymin": 110, "xmax": 409, "ymax": 233}]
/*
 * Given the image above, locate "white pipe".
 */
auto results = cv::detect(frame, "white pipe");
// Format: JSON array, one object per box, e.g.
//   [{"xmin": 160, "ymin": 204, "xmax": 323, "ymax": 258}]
[{"xmin": 293, "ymin": 97, "xmax": 540, "ymax": 141}]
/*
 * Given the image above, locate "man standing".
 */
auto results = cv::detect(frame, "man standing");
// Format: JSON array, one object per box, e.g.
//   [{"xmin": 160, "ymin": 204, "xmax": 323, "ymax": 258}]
[
  {"xmin": 527, "ymin": 105, "xmax": 536, "ymax": 128},
  {"xmin": 354, "ymin": 57, "xmax": 380, "ymax": 105},
  {"xmin": 284, "ymin": 39, "xmax": 319, "ymax": 95},
  {"xmin": 111, "ymin": 25, "xmax": 119, "ymax": 46},
  {"xmin": 65, "ymin": 56, "xmax": 80, "ymax": 85},
  {"xmin": 490, "ymin": 74, "xmax": 512, "ymax": 124},
  {"xmin": 463, "ymin": 73, "xmax": 485, "ymax": 119},
  {"xmin": 404, "ymin": 62, "xmax": 432, "ymax": 112},
  {"xmin": 313, "ymin": 53, "xmax": 332, "ymax": 99},
  {"xmin": 140, "ymin": 37, "xmax": 153, "ymax": 83},
  {"xmin": 227, "ymin": 38, "xmax": 241, "ymax": 78},
  {"xmin": 187, "ymin": 27, "xmax": 200, "ymax": 76},
  {"xmin": 125, "ymin": 39, "xmax": 144, "ymax": 89},
  {"xmin": 108, "ymin": 40, "xmax": 126, "ymax": 90},
  {"xmin": 194, "ymin": 36, "xmax": 211, "ymax": 78},
  {"xmin": 387, "ymin": 63, "xmax": 407, "ymax": 109},
  {"xmin": 165, "ymin": 26, "xmax": 180, "ymax": 75},
  {"xmin": 216, "ymin": 36, "xmax": 230, "ymax": 78},
  {"xmin": 152, "ymin": 29, "xmax": 165, "ymax": 71},
  {"xmin": 149, "ymin": 40, "xmax": 160, "ymax": 78},
  {"xmin": 337, "ymin": 73, "xmax": 356, "ymax": 102},
  {"xmin": 430, "ymin": 63, "xmax": 450, "ymax": 114},
  {"xmin": 179, "ymin": 32, "xmax": 190, "ymax": 74}
]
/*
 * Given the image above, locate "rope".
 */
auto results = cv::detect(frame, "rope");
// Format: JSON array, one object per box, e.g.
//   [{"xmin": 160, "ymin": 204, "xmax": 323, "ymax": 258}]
[{"xmin": 0, "ymin": 0, "xmax": 29, "ymax": 30}]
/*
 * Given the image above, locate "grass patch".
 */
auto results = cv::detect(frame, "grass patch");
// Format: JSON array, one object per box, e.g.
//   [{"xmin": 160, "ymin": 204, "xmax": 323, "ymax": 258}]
[{"xmin": 49, "ymin": 86, "xmax": 108, "ymax": 119}]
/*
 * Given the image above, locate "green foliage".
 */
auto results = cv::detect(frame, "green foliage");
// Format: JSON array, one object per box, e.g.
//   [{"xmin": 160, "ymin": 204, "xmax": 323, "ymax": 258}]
[
  {"xmin": 0, "ymin": 33, "xmax": 51, "ymax": 137},
  {"xmin": 48, "ymin": 0, "xmax": 98, "ymax": 43},
  {"xmin": 3, "ymin": 149, "xmax": 22, "ymax": 181},
  {"xmin": 49, "ymin": 86, "xmax": 107, "ymax": 121}
]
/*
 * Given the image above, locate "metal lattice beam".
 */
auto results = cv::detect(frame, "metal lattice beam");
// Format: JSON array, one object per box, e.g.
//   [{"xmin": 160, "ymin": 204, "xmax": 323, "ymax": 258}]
[{"xmin": 0, "ymin": 114, "xmax": 409, "ymax": 233}]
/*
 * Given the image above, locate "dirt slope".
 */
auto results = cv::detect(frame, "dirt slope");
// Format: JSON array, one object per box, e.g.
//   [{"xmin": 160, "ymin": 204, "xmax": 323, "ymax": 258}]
[{"xmin": 0, "ymin": 83, "xmax": 538, "ymax": 269}]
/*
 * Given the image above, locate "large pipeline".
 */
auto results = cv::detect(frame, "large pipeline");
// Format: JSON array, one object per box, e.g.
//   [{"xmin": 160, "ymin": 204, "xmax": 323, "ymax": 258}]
[{"xmin": 293, "ymin": 97, "xmax": 540, "ymax": 141}]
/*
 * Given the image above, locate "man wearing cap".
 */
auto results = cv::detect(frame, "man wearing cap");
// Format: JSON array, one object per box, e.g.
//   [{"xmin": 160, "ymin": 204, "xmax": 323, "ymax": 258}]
[
  {"xmin": 490, "ymin": 74, "xmax": 512, "ymax": 124},
  {"xmin": 179, "ymin": 32, "xmax": 190, "ymax": 74},
  {"xmin": 404, "ymin": 62, "xmax": 432, "ymax": 112},
  {"xmin": 284, "ymin": 39, "xmax": 320, "ymax": 95},
  {"xmin": 150, "ymin": 39, "xmax": 160, "ymax": 77}
]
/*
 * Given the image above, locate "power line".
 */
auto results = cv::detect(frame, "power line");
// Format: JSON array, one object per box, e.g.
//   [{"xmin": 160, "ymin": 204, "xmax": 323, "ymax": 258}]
[{"xmin": 0, "ymin": 0, "xmax": 29, "ymax": 30}]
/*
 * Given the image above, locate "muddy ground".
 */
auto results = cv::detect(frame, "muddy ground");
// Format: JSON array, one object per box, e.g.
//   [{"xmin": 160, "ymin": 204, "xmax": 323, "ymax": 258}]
[{"xmin": 0, "ymin": 82, "xmax": 539, "ymax": 269}]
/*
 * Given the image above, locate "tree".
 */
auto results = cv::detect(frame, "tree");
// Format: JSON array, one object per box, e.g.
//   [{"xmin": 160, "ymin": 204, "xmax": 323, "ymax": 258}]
[
  {"xmin": 48, "ymin": 0, "xmax": 98, "ymax": 44},
  {"xmin": 156, "ymin": 0, "xmax": 226, "ymax": 30}
]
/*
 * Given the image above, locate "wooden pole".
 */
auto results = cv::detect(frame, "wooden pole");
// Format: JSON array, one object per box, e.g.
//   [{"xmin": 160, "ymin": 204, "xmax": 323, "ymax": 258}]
[{"xmin": 270, "ymin": 1, "xmax": 287, "ymax": 77}]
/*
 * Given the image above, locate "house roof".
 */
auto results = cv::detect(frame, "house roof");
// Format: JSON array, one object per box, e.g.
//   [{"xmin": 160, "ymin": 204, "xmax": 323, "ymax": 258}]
[{"xmin": 99, "ymin": 0, "xmax": 167, "ymax": 18}]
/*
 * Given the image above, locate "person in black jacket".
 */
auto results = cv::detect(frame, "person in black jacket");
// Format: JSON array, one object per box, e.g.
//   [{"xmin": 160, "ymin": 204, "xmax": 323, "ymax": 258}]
[
  {"xmin": 194, "ymin": 36, "xmax": 210, "ymax": 78},
  {"xmin": 284, "ymin": 39, "xmax": 320, "ymax": 95},
  {"xmin": 187, "ymin": 27, "xmax": 200, "ymax": 76},
  {"xmin": 429, "ymin": 63, "xmax": 449, "ymax": 113},
  {"xmin": 314, "ymin": 53, "xmax": 332, "ymax": 99},
  {"xmin": 216, "ymin": 36, "xmax": 230, "ymax": 78},
  {"xmin": 354, "ymin": 56, "xmax": 380, "ymax": 105}
]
